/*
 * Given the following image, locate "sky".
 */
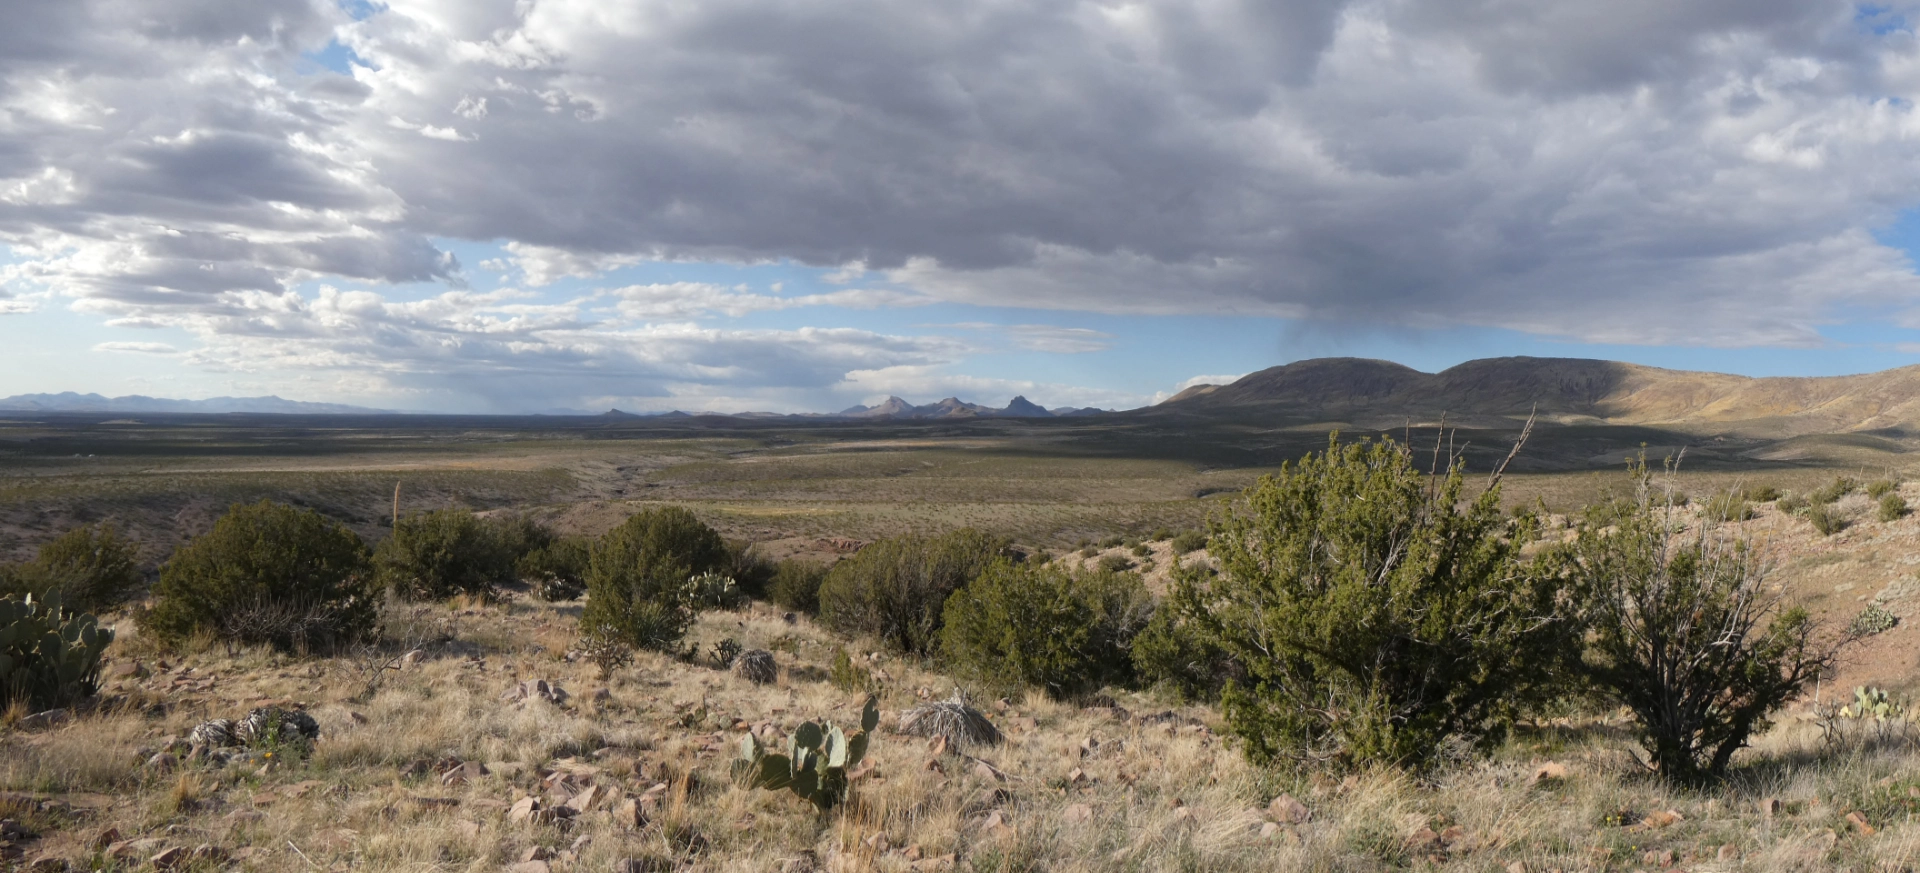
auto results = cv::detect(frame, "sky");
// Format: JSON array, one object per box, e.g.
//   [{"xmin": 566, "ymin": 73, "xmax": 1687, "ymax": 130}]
[{"xmin": 6, "ymin": 1, "xmax": 1920, "ymax": 414}]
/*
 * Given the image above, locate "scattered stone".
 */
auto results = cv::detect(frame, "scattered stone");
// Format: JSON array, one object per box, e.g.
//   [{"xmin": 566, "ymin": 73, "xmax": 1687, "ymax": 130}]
[
  {"xmin": 1066, "ymin": 767, "xmax": 1087, "ymax": 785},
  {"xmin": 1639, "ymin": 809, "xmax": 1682, "ymax": 829},
  {"xmin": 1405, "ymin": 828, "xmax": 1440, "ymax": 851},
  {"xmin": 1439, "ymin": 825, "xmax": 1472, "ymax": 850},
  {"xmin": 508, "ymin": 797, "xmax": 544, "ymax": 825},
  {"xmin": 972, "ymin": 760, "xmax": 1008, "ymax": 783},
  {"xmin": 1505, "ymin": 863, "xmax": 1528, "ymax": 873},
  {"xmin": 1266, "ymin": 794, "xmax": 1310, "ymax": 824},
  {"xmin": 1532, "ymin": 761, "xmax": 1568, "ymax": 784},
  {"xmin": 400, "ymin": 650, "xmax": 427, "ymax": 668},
  {"xmin": 26, "ymin": 856, "xmax": 66, "ymax": 873},
  {"xmin": 1760, "ymin": 797, "xmax": 1782, "ymax": 817},
  {"xmin": 149, "ymin": 847, "xmax": 188, "ymax": 870},
  {"xmin": 190, "ymin": 845, "xmax": 227, "ymax": 864},
  {"xmin": 1063, "ymin": 803, "xmax": 1093, "ymax": 824},
  {"xmin": 1642, "ymin": 848, "xmax": 1675, "ymax": 867},
  {"xmin": 91, "ymin": 829, "xmax": 121, "ymax": 851},
  {"xmin": 521, "ymin": 846, "xmax": 554, "ymax": 862},
  {"xmin": 507, "ymin": 862, "xmax": 550, "ymax": 873},
  {"xmin": 591, "ymin": 688, "xmax": 612, "ymax": 702},
  {"xmin": 1848, "ymin": 810, "xmax": 1877, "ymax": 835},
  {"xmin": 1717, "ymin": 844, "xmax": 1740, "ymax": 862},
  {"xmin": 502, "ymin": 680, "xmax": 569, "ymax": 705}
]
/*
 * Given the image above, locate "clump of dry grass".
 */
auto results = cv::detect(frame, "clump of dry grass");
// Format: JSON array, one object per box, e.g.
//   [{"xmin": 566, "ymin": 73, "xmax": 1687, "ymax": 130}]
[{"xmin": 898, "ymin": 689, "xmax": 1003, "ymax": 751}]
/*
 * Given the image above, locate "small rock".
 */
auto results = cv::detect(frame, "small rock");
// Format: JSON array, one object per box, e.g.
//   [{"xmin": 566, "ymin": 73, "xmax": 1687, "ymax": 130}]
[
  {"xmin": 1760, "ymin": 797, "xmax": 1782, "ymax": 817},
  {"xmin": 400, "ymin": 649, "xmax": 426, "ymax": 668},
  {"xmin": 1063, "ymin": 804, "xmax": 1092, "ymax": 824},
  {"xmin": 149, "ymin": 847, "xmax": 189, "ymax": 870},
  {"xmin": 592, "ymin": 688, "xmax": 612, "ymax": 702},
  {"xmin": 1532, "ymin": 761, "xmax": 1567, "ymax": 783},
  {"xmin": 507, "ymin": 863, "xmax": 550, "ymax": 873},
  {"xmin": 1505, "ymin": 863, "xmax": 1527, "ymax": 873},
  {"xmin": 27, "ymin": 856, "xmax": 66, "ymax": 873},
  {"xmin": 1642, "ymin": 848, "xmax": 1675, "ymax": 867},
  {"xmin": 521, "ymin": 846, "xmax": 554, "ymax": 862},
  {"xmin": 1640, "ymin": 809, "xmax": 1682, "ymax": 829},
  {"xmin": 1847, "ymin": 810, "xmax": 1877, "ymax": 835},
  {"xmin": 189, "ymin": 845, "xmax": 227, "ymax": 864},
  {"xmin": 1066, "ymin": 767, "xmax": 1087, "ymax": 785},
  {"xmin": 1267, "ymin": 794, "xmax": 1310, "ymax": 824},
  {"xmin": 1717, "ymin": 844, "xmax": 1740, "ymax": 862},
  {"xmin": 507, "ymin": 796, "xmax": 543, "ymax": 824},
  {"xmin": 91, "ymin": 829, "xmax": 121, "ymax": 851},
  {"xmin": 972, "ymin": 760, "xmax": 1008, "ymax": 783}
]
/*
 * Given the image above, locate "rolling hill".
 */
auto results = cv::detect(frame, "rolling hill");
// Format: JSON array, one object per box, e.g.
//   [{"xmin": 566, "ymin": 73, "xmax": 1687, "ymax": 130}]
[{"xmin": 1157, "ymin": 357, "xmax": 1920, "ymax": 437}]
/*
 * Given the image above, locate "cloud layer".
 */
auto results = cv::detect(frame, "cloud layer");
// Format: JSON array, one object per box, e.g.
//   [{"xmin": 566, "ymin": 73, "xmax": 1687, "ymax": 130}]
[{"xmin": 5, "ymin": 0, "xmax": 1920, "ymax": 408}]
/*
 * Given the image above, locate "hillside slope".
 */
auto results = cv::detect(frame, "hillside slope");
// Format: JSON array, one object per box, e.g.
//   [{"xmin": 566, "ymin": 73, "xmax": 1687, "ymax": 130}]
[{"xmin": 1157, "ymin": 357, "xmax": 1920, "ymax": 436}]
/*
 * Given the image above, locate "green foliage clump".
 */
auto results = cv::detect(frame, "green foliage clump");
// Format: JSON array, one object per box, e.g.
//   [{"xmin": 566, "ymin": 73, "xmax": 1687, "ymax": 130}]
[
  {"xmin": 520, "ymin": 536, "xmax": 590, "ymax": 601},
  {"xmin": 0, "ymin": 593, "xmax": 114, "ymax": 711},
  {"xmin": 1148, "ymin": 527, "xmax": 1173, "ymax": 541},
  {"xmin": 1168, "ymin": 530, "xmax": 1208, "ymax": 555},
  {"xmin": 1739, "ymin": 484, "xmax": 1782, "ymax": 502},
  {"xmin": 723, "ymin": 541, "xmax": 775, "ymax": 601},
  {"xmin": 1165, "ymin": 436, "xmax": 1575, "ymax": 770},
  {"xmin": 1776, "ymin": 492, "xmax": 1808, "ymax": 513},
  {"xmin": 1807, "ymin": 502, "xmax": 1846, "ymax": 536},
  {"xmin": 770, "ymin": 560, "xmax": 828, "ymax": 614},
  {"xmin": 1879, "ymin": 493, "xmax": 1909, "ymax": 523},
  {"xmin": 1811, "ymin": 476, "xmax": 1857, "ymax": 505},
  {"xmin": 1129, "ymin": 543, "xmax": 1152, "ymax": 557},
  {"xmin": 939, "ymin": 561, "xmax": 1152, "ymax": 699},
  {"xmin": 1130, "ymin": 602, "xmax": 1239, "ymax": 702},
  {"xmin": 1850, "ymin": 604, "xmax": 1898, "ymax": 638},
  {"xmin": 1556, "ymin": 460, "xmax": 1841, "ymax": 785},
  {"xmin": 816, "ymin": 529, "xmax": 1007, "ymax": 655},
  {"xmin": 1096, "ymin": 554, "xmax": 1134, "ymax": 573},
  {"xmin": 1703, "ymin": 490, "xmax": 1754, "ymax": 523},
  {"xmin": 683, "ymin": 571, "xmax": 743, "ymax": 610},
  {"xmin": 737, "ymin": 697, "xmax": 879, "ymax": 813},
  {"xmin": 581, "ymin": 507, "xmax": 729, "ymax": 653},
  {"xmin": 142, "ymin": 501, "xmax": 375, "ymax": 653},
  {"xmin": 374, "ymin": 509, "xmax": 516, "ymax": 601},
  {"xmin": 829, "ymin": 648, "xmax": 882, "ymax": 694},
  {"xmin": 1867, "ymin": 479, "xmax": 1899, "ymax": 500},
  {"xmin": 0, "ymin": 524, "xmax": 143, "ymax": 613}
]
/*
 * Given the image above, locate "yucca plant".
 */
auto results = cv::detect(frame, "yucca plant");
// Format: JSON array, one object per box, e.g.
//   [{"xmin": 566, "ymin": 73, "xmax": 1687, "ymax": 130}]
[
  {"xmin": 1, "ymin": 593, "xmax": 114, "ymax": 711},
  {"xmin": 736, "ymin": 696, "xmax": 879, "ymax": 812}
]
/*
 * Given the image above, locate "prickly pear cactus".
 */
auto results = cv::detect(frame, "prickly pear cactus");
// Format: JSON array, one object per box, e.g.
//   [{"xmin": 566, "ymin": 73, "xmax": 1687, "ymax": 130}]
[
  {"xmin": 1843, "ymin": 686, "xmax": 1906, "ymax": 721},
  {"xmin": 0, "ymin": 592, "xmax": 114, "ymax": 711},
  {"xmin": 735, "ymin": 696, "xmax": 879, "ymax": 812}
]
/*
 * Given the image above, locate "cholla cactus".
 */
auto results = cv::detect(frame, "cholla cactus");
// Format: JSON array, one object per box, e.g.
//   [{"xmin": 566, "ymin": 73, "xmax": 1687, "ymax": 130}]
[
  {"xmin": 682, "ymin": 571, "xmax": 743, "ymax": 610},
  {"xmin": 735, "ymin": 696, "xmax": 879, "ymax": 812}
]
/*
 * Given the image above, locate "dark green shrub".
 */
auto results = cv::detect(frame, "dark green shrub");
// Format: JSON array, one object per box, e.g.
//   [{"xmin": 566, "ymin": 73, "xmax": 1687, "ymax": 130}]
[
  {"xmin": 1738, "ymin": 484, "xmax": 1781, "ymax": 502},
  {"xmin": 939, "ymin": 562, "xmax": 1152, "ymax": 699},
  {"xmin": 1131, "ymin": 604, "xmax": 1239, "ymax": 702},
  {"xmin": 1811, "ymin": 476, "xmax": 1857, "ymax": 505},
  {"xmin": 1096, "ymin": 554, "xmax": 1134, "ymax": 573},
  {"xmin": 520, "ymin": 536, "xmax": 590, "ymax": 600},
  {"xmin": 1, "ymin": 593, "xmax": 114, "ymax": 711},
  {"xmin": 724, "ymin": 541, "xmax": 775, "ymax": 601},
  {"xmin": 486, "ymin": 513, "xmax": 556, "ymax": 561},
  {"xmin": 580, "ymin": 507, "xmax": 728, "ymax": 652},
  {"xmin": 1129, "ymin": 543, "xmax": 1152, "ymax": 557},
  {"xmin": 1807, "ymin": 502, "xmax": 1845, "ymax": 536},
  {"xmin": 1149, "ymin": 527, "xmax": 1173, "ymax": 541},
  {"xmin": 1867, "ymin": 479, "xmax": 1898, "ymax": 500},
  {"xmin": 0, "ymin": 523, "xmax": 143, "ymax": 613},
  {"xmin": 770, "ymin": 560, "xmax": 828, "ymax": 614},
  {"xmin": 142, "ymin": 501, "xmax": 375, "ymax": 653},
  {"xmin": 1098, "ymin": 536, "xmax": 1124, "ymax": 548},
  {"xmin": 1776, "ymin": 493, "xmax": 1807, "ymax": 513},
  {"xmin": 1880, "ymin": 493, "xmax": 1909, "ymax": 523},
  {"xmin": 1703, "ymin": 491, "xmax": 1753, "ymax": 523},
  {"xmin": 1164, "ymin": 436, "xmax": 1575, "ymax": 770},
  {"xmin": 374, "ymin": 509, "xmax": 516, "ymax": 600},
  {"xmin": 817, "ymin": 529, "xmax": 1008, "ymax": 656},
  {"xmin": 830, "ymin": 648, "xmax": 881, "ymax": 694},
  {"xmin": 1168, "ymin": 530, "xmax": 1207, "ymax": 555},
  {"xmin": 1556, "ymin": 462, "xmax": 1842, "ymax": 785}
]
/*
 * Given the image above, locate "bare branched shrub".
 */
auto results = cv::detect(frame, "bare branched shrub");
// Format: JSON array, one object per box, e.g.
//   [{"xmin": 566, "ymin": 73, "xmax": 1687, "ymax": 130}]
[{"xmin": 1557, "ymin": 455, "xmax": 1846, "ymax": 784}]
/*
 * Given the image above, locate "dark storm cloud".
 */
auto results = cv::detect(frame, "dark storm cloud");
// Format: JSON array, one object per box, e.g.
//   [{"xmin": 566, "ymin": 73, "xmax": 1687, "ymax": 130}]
[{"xmin": 5, "ymin": 0, "xmax": 1920, "ymax": 410}]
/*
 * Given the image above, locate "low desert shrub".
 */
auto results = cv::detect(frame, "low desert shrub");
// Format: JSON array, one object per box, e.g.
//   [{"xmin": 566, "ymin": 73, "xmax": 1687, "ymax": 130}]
[
  {"xmin": 1776, "ymin": 492, "xmax": 1808, "ymax": 513},
  {"xmin": 1096, "ymin": 554, "xmax": 1134, "ymax": 573},
  {"xmin": 770, "ymin": 560, "xmax": 828, "ymax": 614},
  {"xmin": 1739, "ymin": 484, "xmax": 1782, "ymax": 502},
  {"xmin": 142, "ymin": 501, "xmax": 375, "ymax": 653},
  {"xmin": 1556, "ymin": 459, "xmax": 1844, "ymax": 785},
  {"xmin": 1807, "ymin": 502, "xmax": 1845, "ymax": 536},
  {"xmin": 723, "ymin": 541, "xmax": 775, "ymax": 601},
  {"xmin": 1, "ymin": 593, "xmax": 114, "ymax": 711},
  {"xmin": 374, "ymin": 509, "xmax": 516, "ymax": 601},
  {"xmin": 1850, "ymin": 604, "xmax": 1898, "ymax": 638},
  {"xmin": 1703, "ymin": 490, "xmax": 1754, "ymax": 522},
  {"xmin": 1130, "ymin": 604, "xmax": 1240, "ymax": 702},
  {"xmin": 1879, "ymin": 493, "xmax": 1909, "ymax": 523},
  {"xmin": 939, "ymin": 561, "xmax": 1152, "ymax": 699},
  {"xmin": 0, "ymin": 523, "xmax": 143, "ymax": 613},
  {"xmin": 519, "ymin": 536, "xmax": 590, "ymax": 600},
  {"xmin": 1168, "ymin": 530, "xmax": 1207, "ymax": 555},
  {"xmin": 581, "ymin": 507, "xmax": 729, "ymax": 653},
  {"xmin": 1167, "ymin": 436, "xmax": 1576, "ymax": 770},
  {"xmin": 1811, "ymin": 476, "xmax": 1857, "ymax": 505},
  {"xmin": 817, "ymin": 529, "xmax": 1007, "ymax": 656},
  {"xmin": 1868, "ymin": 479, "xmax": 1899, "ymax": 500}
]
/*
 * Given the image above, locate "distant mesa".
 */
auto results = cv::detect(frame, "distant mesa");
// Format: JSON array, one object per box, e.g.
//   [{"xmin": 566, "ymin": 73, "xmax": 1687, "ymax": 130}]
[{"xmin": 831, "ymin": 395, "xmax": 1102, "ymax": 420}]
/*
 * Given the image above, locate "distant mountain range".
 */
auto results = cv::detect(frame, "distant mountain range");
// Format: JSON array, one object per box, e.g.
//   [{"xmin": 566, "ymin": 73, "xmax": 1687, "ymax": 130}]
[
  {"xmin": 1155, "ymin": 356, "xmax": 1920, "ymax": 437},
  {"xmin": 0, "ymin": 392, "xmax": 393, "ymax": 415},
  {"xmin": 598, "ymin": 395, "xmax": 1108, "ymax": 421}
]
